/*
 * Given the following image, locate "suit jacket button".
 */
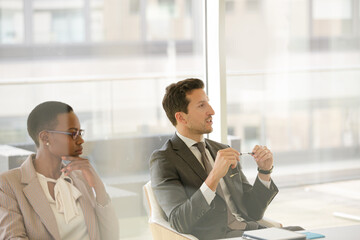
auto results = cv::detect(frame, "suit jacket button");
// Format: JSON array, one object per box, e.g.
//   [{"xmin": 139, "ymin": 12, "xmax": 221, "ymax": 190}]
[{"xmin": 223, "ymin": 207, "xmax": 227, "ymax": 212}]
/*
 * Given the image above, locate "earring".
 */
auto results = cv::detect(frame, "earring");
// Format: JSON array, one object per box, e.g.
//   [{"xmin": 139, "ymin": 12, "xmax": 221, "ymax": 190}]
[{"xmin": 46, "ymin": 142, "xmax": 50, "ymax": 146}]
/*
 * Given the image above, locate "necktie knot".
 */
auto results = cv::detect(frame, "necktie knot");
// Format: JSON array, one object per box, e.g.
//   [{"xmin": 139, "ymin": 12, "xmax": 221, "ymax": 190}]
[
  {"xmin": 193, "ymin": 142, "xmax": 211, "ymax": 174},
  {"xmin": 193, "ymin": 142, "xmax": 206, "ymax": 153}
]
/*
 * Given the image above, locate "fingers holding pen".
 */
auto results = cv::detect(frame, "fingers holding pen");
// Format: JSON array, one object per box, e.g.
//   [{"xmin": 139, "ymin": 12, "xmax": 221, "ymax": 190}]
[
  {"xmin": 251, "ymin": 145, "xmax": 273, "ymax": 170},
  {"xmin": 219, "ymin": 148, "xmax": 241, "ymax": 162},
  {"xmin": 252, "ymin": 145, "xmax": 265, "ymax": 158},
  {"xmin": 213, "ymin": 148, "xmax": 240, "ymax": 175},
  {"xmin": 256, "ymin": 148, "xmax": 270, "ymax": 161},
  {"xmin": 259, "ymin": 147, "xmax": 273, "ymax": 162}
]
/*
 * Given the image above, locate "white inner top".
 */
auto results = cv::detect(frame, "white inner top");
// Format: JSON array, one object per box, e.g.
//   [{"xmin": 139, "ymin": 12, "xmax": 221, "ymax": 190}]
[{"xmin": 36, "ymin": 172, "xmax": 90, "ymax": 240}]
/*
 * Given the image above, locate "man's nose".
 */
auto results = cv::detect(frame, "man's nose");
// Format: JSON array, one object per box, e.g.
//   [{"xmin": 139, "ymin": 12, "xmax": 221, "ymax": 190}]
[{"xmin": 208, "ymin": 105, "xmax": 215, "ymax": 115}]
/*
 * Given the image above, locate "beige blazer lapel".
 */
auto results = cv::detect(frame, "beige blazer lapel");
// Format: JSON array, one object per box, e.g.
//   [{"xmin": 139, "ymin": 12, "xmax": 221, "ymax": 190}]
[
  {"xmin": 71, "ymin": 173, "xmax": 98, "ymax": 240},
  {"xmin": 21, "ymin": 155, "xmax": 61, "ymax": 240}
]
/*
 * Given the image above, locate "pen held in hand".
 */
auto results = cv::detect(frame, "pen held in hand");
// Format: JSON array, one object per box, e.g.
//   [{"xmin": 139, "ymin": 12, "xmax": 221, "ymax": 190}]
[{"xmin": 240, "ymin": 152, "xmax": 254, "ymax": 156}]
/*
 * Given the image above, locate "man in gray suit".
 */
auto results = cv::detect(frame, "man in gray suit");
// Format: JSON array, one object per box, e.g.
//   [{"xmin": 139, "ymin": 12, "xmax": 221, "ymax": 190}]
[{"xmin": 150, "ymin": 78, "xmax": 278, "ymax": 239}]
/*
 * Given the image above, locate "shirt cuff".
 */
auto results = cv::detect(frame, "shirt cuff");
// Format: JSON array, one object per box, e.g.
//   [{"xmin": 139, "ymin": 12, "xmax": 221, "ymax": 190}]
[
  {"xmin": 96, "ymin": 199, "xmax": 111, "ymax": 208},
  {"xmin": 92, "ymin": 188, "xmax": 112, "ymax": 208},
  {"xmin": 200, "ymin": 182, "xmax": 216, "ymax": 205},
  {"xmin": 258, "ymin": 176, "xmax": 271, "ymax": 189}
]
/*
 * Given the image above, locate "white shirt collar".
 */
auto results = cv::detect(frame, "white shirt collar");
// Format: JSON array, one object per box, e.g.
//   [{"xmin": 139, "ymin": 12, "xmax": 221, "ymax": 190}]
[{"xmin": 176, "ymin": 131, "xmax": 205, "ymax": 148}]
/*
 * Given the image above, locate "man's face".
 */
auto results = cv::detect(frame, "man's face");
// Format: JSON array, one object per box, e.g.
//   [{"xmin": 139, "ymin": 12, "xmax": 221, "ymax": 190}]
[{"xmin": 182, "ymin": 88, "xmax": 215, "ymax": 135}]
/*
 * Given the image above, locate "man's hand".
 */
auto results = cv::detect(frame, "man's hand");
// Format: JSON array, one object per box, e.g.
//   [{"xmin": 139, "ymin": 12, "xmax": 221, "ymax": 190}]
[
  {"xmin": 252, "ymin": 145, "xmax": 273, "ymax": 181},
  {"xmin": 205, "ymin": 148, "xmax": 240, "ymax": 191}
]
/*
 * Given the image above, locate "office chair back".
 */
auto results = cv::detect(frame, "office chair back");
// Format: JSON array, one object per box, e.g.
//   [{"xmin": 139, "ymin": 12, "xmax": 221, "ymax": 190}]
[{"xmin": 143, "ymin": 181, "xmax": 198, "ymax": 240}]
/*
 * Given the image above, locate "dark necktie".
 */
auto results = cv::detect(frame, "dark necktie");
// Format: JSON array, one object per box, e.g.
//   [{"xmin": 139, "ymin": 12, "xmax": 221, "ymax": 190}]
[{"xmin": 193, "ymin": 142, "xmax": 247, "ymax": 230}]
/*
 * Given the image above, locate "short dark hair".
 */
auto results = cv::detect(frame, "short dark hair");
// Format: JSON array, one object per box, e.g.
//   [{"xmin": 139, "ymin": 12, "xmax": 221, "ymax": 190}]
[
  {"xmin": 27, "ymin": 101, "xmax": 73, "ymax": 147},
  {"xmin": 162, "ymin": 78, "xmax": 204, "ymax": 126}
]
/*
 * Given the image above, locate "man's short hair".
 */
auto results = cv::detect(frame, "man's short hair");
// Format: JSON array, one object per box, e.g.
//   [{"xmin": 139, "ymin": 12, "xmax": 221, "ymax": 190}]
[
  {"xmin": 27, "ymin": 101, "xmax": 73, "ymax": 147},
  {"xmin": 162, "ymin": 78, "xmax": 204, "ymax": 126}
]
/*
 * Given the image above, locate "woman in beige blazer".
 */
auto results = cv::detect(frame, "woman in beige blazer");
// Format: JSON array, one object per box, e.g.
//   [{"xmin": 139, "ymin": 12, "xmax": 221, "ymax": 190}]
[{"xmin": 0, "ymin": 101, "xmax": 119, "ymax": 240}]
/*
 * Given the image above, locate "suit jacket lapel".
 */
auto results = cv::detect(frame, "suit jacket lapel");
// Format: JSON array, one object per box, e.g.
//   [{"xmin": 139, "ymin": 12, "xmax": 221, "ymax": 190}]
[
  {"xmin": 223, "ymin": 170, "xmax": 249, "ymax": 217},
  {"xmin": 205, "ymin": 140, "xmax": 249, "ymax": 217},
  {"xmin": 71, "ymin": 174, "xmax": 98, "ymax": 240},
  {"xmin": 205, "ymin": 140, "xmax": 241, "ymax": 190},
  {"xmin": 21, "ymin": 155, "xmax": 61, "ymax": 240},
  {"xmin": 171, "ymin": 134, "xmax": 208, "ymax": 182}
]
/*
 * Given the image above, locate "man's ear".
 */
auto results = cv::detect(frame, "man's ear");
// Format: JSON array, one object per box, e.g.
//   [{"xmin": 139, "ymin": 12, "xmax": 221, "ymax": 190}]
[
  {"xmin": 175, "ymin": 112, "xmax": 187, "ymax": 125},
  {"xmin": 39, "ymin": 131, "xmax": 49, "ymax": 146}
]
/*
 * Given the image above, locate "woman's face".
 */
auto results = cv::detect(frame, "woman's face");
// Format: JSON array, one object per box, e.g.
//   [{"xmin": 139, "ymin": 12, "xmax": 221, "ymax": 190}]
[{"xmin": 47, "ymin": 112, "xmax": 84, "ymax": 157}]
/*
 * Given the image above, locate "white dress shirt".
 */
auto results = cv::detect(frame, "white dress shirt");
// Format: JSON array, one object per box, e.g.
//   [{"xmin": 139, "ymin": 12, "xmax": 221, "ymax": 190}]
[{"xmin": 176, "ymin": 131, "xmax": 271, "ymax": 221}]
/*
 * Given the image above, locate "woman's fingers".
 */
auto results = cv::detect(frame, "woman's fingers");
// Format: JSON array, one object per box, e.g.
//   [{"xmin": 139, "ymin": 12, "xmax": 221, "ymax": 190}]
[
  {"xmin": 61, "ymin": 158, "xmax": 92, "ymax": 176},
  {"xmin": 61, "ymin": 156, "xmax": 87, "ymax": 161}
]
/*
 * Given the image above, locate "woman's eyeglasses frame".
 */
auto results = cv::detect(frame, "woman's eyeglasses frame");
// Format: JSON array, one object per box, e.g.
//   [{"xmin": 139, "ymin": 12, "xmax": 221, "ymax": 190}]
[{"xmin": 46, "ymin": 129, "xmax": 85, "ymax": 140}]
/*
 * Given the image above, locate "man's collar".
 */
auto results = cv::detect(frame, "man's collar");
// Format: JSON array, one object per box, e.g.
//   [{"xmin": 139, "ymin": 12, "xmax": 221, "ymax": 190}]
[{"xmin": 176, "ymin": 131, "xmax": 204, "ymax": 148}]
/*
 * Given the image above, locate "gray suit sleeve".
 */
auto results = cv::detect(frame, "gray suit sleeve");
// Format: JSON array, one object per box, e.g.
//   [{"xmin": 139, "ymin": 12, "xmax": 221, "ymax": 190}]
[
  {"xmin": 150, "ymin": 150, "xmax": 212, "ymax": 234},
  {"xmin": 239, "ymin": 169, "xmax": 278, "ymax": 220},
  {"xmin": 207, "ymin": 140, "xmax": 278, "ymax": 221}
]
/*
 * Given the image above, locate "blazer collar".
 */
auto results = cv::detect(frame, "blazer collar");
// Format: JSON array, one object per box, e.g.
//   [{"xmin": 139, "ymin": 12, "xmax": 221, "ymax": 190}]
[
  {"xmin": 171, "ymin": 134, "xmax": 240, "ymax": 183},
  {"xmin": 20, "ymin": 154, "xmax": 37, "ymax": 184},
  {"xmin": 175, "ymin": 131, "xmax": 205, "ymax": 148},
  {"xmin": 171, "ymin": 133, "xmax": 208, "ymax": 181},
  {"xmin": 20, "ymin": 155, "xmax": 61, "ymax": 240},
  {"xmin": 20, "ymin": 155, "xmax": 98, "ymax": 240}
]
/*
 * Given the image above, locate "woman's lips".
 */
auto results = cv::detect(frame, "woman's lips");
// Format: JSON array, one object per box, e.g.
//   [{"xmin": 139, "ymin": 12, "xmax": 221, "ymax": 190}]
[{"xmin": 75, "ymin": 148, "xmax": 83, "ymax": 154}]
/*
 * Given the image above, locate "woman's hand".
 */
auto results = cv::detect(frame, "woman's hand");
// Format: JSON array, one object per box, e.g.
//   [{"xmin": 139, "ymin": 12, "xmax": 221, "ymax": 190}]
[
  {"xmin": 61, "ymin": 156, "xmax": 100, "ymax": 187},
  {"xmin": 61, "ymin": 156, "xmax": 108, "ymax": 206}
]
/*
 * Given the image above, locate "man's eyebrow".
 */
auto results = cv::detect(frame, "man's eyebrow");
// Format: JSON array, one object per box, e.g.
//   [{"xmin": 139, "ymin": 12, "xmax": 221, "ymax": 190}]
[{"xmin": 198, "ymin": 98, "xmax": 209, "ymax": 104}]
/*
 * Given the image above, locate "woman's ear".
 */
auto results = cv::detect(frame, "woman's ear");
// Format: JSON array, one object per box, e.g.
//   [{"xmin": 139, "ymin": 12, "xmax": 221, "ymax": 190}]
[
  {"xmin": 175, "ymin": 112, "xmax": 187, "ymax": 125},
  {"xmin": 39, "ymin": 131, "xmax": 50, "ymax": 146}
]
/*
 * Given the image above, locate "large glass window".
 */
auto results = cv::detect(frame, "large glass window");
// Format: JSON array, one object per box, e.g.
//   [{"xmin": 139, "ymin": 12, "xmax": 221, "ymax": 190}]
[
  {"xmin": 0, "ymin": 0, "xmax": 204, "ymax": 238},
  {"xmin": 312, "ymin": 0, "xmax": 352, "ymax": 38},
  {"xmin": 225, "ymin": 0, "xmax": 360, "ymax": 185},
  {"xmin": 0, "ymin": 0, "xmax": 24, "ymax": 43},
  {"xmin": 33, "ymin": 0, "xmax": 85, "ymax": 43}
]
